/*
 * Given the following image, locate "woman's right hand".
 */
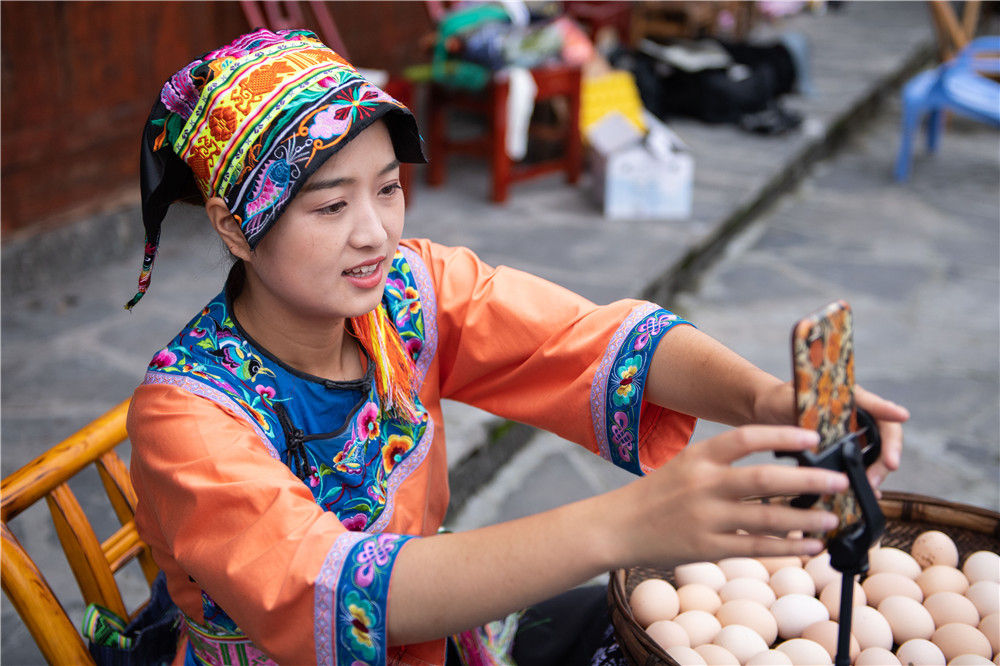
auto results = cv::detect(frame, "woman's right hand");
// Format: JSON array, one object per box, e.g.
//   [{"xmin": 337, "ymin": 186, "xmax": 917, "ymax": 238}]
[{"xmin": 606, "ymin": 425, "xmax": 850, "ymax": 570}]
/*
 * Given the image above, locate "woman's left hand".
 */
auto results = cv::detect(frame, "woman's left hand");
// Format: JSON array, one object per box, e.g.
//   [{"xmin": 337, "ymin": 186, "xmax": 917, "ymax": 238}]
[
  {"xmin": 854, "ymin": 385, "xmax": 908, "ymax": 488},
  {"xmin": 752, "ymin": 381, "xmax": 909, "ymax": 489}
]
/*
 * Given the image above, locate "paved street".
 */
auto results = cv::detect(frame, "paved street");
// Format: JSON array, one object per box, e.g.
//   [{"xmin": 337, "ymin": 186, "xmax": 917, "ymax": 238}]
[{"xmin": 452, "ymin": 97, "xmax": 1000, "ymax": 536}]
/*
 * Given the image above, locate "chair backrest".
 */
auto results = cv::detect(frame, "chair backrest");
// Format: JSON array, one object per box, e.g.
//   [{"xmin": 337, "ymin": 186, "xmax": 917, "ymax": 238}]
[
  {"xmin": 1, "ymin": 399, "xmax": 157, "ymax": 664},
  {"xmin": 240, "ymin": 0, "xmax": 351, "ymax": 56}
]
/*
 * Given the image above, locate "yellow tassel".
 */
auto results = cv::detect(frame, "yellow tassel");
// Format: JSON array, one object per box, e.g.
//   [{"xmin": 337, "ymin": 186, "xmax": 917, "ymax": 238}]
[{"xmin": 349, "ymin": 305, "xmax": 420, "ymax": 423}]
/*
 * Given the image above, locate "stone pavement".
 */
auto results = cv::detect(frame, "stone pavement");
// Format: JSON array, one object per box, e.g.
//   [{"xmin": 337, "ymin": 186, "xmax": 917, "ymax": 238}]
[
  {"xmin": 452, "ymin": 96, "xmax": 1000, "ymax": 541},
  {"xmin": 5, "ymin": 2, "xmax": 996, "ymax": 662}
]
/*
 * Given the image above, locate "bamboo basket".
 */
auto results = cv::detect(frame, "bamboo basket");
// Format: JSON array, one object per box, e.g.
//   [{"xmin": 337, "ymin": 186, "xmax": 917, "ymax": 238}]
[{"xmin": 607, "ymin": 491, "xmax": 1000, "ymax": 666}]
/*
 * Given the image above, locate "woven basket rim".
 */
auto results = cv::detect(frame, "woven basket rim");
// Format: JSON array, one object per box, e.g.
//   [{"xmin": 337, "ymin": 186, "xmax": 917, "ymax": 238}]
[{"xmin": 607, "ymin": 491, "xmax": 1000, "ymax": 666}]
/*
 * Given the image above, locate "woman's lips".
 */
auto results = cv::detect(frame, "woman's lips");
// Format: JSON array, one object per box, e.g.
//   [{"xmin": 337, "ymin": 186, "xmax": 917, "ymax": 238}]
[{"xmin": 342, "ymin": 257, "xmax": 385, "ymax": 289}]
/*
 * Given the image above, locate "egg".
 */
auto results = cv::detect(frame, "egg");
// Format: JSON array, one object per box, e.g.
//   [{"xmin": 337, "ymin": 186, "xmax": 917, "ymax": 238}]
[
  {"xmin": 879, "ymin": 595, "xmax": 936, "ymax": 643},
  {"xmin": 745, "ymin": 649, "xmax": 792, "ymax": 665},
  {"xmin": 979, "ymin": 613, "xmax": 999, "ymax": 655},
  {"xmin": 923, "ymin": 591, "xmax": 980, "ymax": 628},
  {"xmin": 676, "ymin": 562, "xmax": 727, "ymax": 591},
  {"xmin": 771, "ymin": 593, "xmax": 829, "ymax": 639},
  {"xmin": 758, "ymin": 556, "xmax": 804, "ymax": 576},
  {"xmin": 775, "ymin": 638, "xmax": 833, "ymax": 665},
  {"xmin": 869, "ymin": 546, "xmax": 922, "ymax": 579},
  {"xmin": 717, "ymin": 558, "xmax": 770, "ymax": 583},
  {"xmin": 674, "ymin": 610, "xmax": 721, "ymax": 647},
  {"xmin": 630, "ymin": 578, "xmax": 680, "ymax": 626},
  {"xmin": 646, "ymin": 619, "xmax": 690, "ymax": 649},
  {"xmin": 949, "ymin": 656, "xmax": 995, "ymax": 666},
  {"xmin": 678, "ymin": 584, "xmax": 723, "ymax": 614},
  {"xmin": 895, "ymin": 638, "xmax": 946, "ymax": 665},
  {"xmin": 851, "ymin": 605, "xmax": 894, "ymax": 650},
  {"xmin": 694, "ymin": 644, "xmax": 740, "ymax": 666},
  {"xmin": 963, "ymin": 551, "xmax": 1000, "ymax": 585},
  {"xmin": 864, "ymin": 571, "xmax": 924, "ymax": 605},
  {"xmin": 718, "ymin": 578, "xmax": 776, "ymax": 608},
  {"xmin": 801, "ymin": 620, "xmax": 860, "ymax": 662},
  {"xmin": 856, "ymin": 647, "xmax": 902, "ymax": 666},
  {"xmin": 967, "ymin": 580, "xmax": 1000, "ymax": 617},
  {"xmin": 805, "ymin": 552, "xmax": 840, "ymax": 591},
  {"xmin": 665, "ymin": 645, "xmax": 708, "ymax": 666},
  {"xmin": 917, "ymin": 565, "xmax": 970, "ymax": 597},
  {"xmin": 716, "ymin": 599, "xmax": 778, "ymax": 645},
  {"xmin": 819, "ymin": 575, "xmax": 865, "ymax": 620},
  {"xmin": 713, "ymin": 625, "xmax": 768, "ymax": 664},
  {"xmin": 911, "ymin": 530, "xmax": 960, "ymax": 569},
  {"xmin": 931, "ymin": 623, "xmax": 992, "ymax": 661},
  {"xmin": 770, "ymin": 566, "xmax": 816, "ymax": 598}
]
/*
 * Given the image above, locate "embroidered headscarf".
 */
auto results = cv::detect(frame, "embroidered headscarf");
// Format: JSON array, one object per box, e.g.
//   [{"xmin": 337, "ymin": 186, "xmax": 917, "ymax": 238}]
[{"xmin": 131, "ymin": 28, "xmax": 426, "ymax": 421}]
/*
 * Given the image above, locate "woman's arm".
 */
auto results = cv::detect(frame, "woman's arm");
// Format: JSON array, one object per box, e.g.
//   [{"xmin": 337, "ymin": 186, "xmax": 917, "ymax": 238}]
[
  {"xmin": 644, "ymin": 324, "xmax": 909, "ymax": 486},
  {"xmin": 388, "ymin": 424, "xmax": 848, "ymax": 645}
]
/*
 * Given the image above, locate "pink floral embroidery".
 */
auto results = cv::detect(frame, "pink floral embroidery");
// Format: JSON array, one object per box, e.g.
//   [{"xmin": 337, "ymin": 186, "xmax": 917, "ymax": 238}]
[
  {"xmin": 341, "ymin": 514, "xmax": 367, "ymax": 531},
  {"xmin": 309, "ymin": 106, "xmax": 351, "ymax": 140},
  {"xmin": 358, "ymin": 402, "xmax": 380, "ymax": 440},
  {"xmin": 151, "ymin": 349, "xmax": 177, "ymax": 369}
]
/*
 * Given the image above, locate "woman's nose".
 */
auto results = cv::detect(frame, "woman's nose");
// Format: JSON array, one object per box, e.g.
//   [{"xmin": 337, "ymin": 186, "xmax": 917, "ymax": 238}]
[{"xmin": 349, "ymin": 197, "xmax": 389, "ymax": 247}]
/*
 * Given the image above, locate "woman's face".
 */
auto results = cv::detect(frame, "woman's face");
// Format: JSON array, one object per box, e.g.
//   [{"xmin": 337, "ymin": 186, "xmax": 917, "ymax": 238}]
[{"xmin": 240, "ymin": 120, "xmax": 405, "ymax": 324}]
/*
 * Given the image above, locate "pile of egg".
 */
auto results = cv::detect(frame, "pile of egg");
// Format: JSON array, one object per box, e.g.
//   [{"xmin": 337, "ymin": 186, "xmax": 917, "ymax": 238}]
[{"xmin": 628, "ymin": 531, "xmax": 999, "ymax": 665}]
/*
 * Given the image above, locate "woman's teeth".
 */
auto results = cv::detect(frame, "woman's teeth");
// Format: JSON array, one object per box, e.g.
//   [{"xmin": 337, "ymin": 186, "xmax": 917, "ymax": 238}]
[{"xmin": 345, "ymin": 264, "xmax": 377, "ymax": 277}]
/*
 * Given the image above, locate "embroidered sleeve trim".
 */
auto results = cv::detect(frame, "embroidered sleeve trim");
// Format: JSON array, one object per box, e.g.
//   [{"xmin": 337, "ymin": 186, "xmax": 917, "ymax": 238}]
[
  {"xmin": 399, "ymin": 245, "xmax": 438, "ymax": 386},
  {"xmin": 366, "ymin": 417, "xmax": 434, "ymax": 534},
  {"xmin": 315, "ymin": 531, "xmax": 415, "ymax": 665},
  {"xmin": 142, "ymin": 370, "xmax": 281, "ymax": 461},
  {"xmin": 589, "ymin": 305, "xmax": 692, "ymax": 475}
]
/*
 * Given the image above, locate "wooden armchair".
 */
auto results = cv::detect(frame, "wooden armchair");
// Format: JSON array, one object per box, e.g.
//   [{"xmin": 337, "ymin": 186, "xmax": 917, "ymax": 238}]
[{"xmin": 1, "ymin": 399, "xmax": 159, "ymax": 664}]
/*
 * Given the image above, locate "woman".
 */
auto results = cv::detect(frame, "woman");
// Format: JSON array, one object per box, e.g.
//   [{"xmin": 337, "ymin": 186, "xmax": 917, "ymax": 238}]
[{"xmin": 126, "ymin": 29, "xmax": 907, "ymax": 665}]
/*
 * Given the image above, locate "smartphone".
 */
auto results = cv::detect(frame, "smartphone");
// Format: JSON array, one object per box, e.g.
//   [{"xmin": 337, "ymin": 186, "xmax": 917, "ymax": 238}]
[{"xmin": 791, "ymin": 300, "xmax": 862, "ymax": 537}]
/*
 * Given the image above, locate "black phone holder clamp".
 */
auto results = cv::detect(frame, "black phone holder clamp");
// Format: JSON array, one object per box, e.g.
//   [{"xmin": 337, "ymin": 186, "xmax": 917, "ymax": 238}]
[{"xmin": 778, "ymin": 408, "xmax": 885, "ymax": 666}]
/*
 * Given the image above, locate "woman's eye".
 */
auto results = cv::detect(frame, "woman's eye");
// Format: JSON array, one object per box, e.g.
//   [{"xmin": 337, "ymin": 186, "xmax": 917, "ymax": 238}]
[
  {"xmin": 319, "ymin": 201, "xmax": 347, "ymax": 215},
  {"xmin": 380, "ymin": 183, "xmax": 403, "ymax": 197}
]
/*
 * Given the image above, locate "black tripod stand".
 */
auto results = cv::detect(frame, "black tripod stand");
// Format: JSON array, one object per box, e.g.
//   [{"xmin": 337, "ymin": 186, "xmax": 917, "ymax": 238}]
[{"xmin": 779, "ymin": 409, "xmax": 885, "ymax": 666}]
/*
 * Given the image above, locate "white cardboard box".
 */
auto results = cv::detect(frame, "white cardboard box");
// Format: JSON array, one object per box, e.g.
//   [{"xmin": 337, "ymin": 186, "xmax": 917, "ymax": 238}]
[{"xmin": 588, "ymin": 111, "xmax": 693, "ymax": 220}]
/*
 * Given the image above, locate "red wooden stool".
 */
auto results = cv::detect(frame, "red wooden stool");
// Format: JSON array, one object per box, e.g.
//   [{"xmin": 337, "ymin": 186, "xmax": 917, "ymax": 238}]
[{"xmin": 426, "ymin": 63, "xmax": 582, "ymax": 203}]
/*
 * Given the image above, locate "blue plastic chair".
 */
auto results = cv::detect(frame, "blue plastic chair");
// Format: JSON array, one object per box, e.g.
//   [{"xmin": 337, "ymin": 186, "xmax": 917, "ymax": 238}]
[{"xmin": 894, "ymin": 36, "xmax": 1000, "ymax": 182}]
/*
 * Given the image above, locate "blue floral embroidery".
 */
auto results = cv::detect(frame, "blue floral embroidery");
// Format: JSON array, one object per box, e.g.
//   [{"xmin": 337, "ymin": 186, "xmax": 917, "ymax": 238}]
[
  {"xmin": 611, "ymin": 354, "xmax": 643, "ymax": 407},
  {"xmin": 335, "ymin": 533, "xmax": 414, "ymax": 664},
  {"xmin": 604, "ymin": 309, "xmax": 690, "ymax": 474}
]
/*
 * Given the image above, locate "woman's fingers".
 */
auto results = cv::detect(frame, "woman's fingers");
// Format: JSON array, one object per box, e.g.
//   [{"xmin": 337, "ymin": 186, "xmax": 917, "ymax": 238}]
[
  {"xmin": 704, "ymin": 425, "xmax": 820, "ymax": 464},
  {"xmin": 722, "ymin": 464, "xmax": 848, "ymax": 500},
  {"xmin": 856, "ymin": 385, "xmax": 910, "ymax": 423},
  {"xmin": 856, "ymin": 385, "xmax": 907, "ymax": 485},
  {"xmin": 712, "ymin": 531, "xmax": 826, "ymax": 559},
  {"xmin": 719, "ymin": 501, "xmax": 839, "ymax": 538}
]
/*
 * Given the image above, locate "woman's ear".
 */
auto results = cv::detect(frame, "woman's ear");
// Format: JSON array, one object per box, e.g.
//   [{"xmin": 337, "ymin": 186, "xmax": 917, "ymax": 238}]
[{"xmin": 205, "ymin": 197, "xmax": 251, "ymax": 260}]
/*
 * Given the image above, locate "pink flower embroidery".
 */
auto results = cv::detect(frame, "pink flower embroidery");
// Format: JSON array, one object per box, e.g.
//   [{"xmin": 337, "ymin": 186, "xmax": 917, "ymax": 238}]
[
  {"xmin": 358, "ymin": 402, "xmax": 380, "ymax": 440},
  {"xmin": 255, "ymin": 385, "xmax": 276, "ymax": 400},
  {"xmin": 404, "ymin": 338, "xmax": 422, "ymax": 358},
  {"xmin": 151, "ymin": 349, "xmax": 177, "ymax": 369},
  {"xmin": 309, "ymin": 106, "xmax": 350, "ymax": 140},
  {"xmin": 341, "ymin": 513, "xmax": 367, "ymax": 531}
]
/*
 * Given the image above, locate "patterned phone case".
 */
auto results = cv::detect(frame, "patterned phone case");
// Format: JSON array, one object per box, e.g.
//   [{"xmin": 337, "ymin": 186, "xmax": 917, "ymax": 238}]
[{"xmin": 792, "ymin": 301, "xmax": 861, "ymax": 536}]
